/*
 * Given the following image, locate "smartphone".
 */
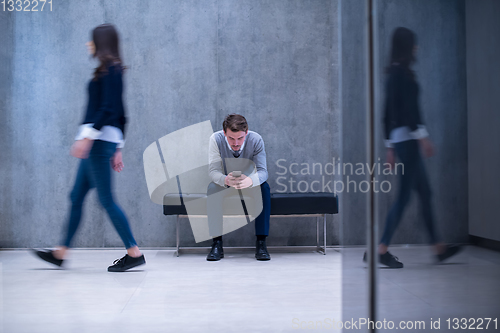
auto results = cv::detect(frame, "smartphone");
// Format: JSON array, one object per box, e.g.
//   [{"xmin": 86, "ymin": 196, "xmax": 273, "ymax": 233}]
[{"xmin": 232, "ymin": 171, "xmax": 242, "ymax": 177}]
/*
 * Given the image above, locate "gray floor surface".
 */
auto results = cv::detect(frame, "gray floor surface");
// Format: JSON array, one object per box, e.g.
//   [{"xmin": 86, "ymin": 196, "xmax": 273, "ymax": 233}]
[{"xmin": 1, "ymin": 245, "xmax": 499, "ymax": 333}]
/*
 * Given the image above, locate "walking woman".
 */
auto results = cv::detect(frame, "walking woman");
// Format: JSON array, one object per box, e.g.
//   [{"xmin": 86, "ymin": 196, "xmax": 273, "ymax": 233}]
[
  {"xmin": 34, "ymin": 24, "xmax": 145, "ymax": 272},
  {"xmin": 365, "ymin": 27, "xmax": 461, "ymax": 268}
]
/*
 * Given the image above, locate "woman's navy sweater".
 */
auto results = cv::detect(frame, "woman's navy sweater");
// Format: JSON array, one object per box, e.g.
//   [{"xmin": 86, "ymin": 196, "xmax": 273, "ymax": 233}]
[
  {"xmin": 83, "ymin": 64, "xmax": 127, "ymax": 137},
  {"xmin": 383, "ymin": 64, "xmax": 424, "ymax": 141}
]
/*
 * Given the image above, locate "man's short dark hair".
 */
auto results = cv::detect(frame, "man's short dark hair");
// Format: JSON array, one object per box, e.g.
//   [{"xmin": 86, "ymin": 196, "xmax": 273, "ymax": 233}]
[{"xmin": 223, "ymin": 114, "xmax": 248, "ymax": 133}]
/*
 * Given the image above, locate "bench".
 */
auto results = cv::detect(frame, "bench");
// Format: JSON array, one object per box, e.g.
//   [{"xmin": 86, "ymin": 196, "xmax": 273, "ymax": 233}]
[
  {"xmin": 163, "ymin": 192, "xmax": 338, "ymax": 256},
  {"xmin": 143, "ymin": 121, "xmax": 339, "ymax": 256}
]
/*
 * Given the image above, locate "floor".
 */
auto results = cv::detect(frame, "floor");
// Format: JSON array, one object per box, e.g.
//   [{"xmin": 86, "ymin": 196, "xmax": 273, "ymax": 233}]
[
  {"xmin": 1, "ymin": 245, "xmax": 499, "ymax": 333},
  {"xmin": 0, "ymin": 248, "xmax": 341, "ymax": 333},
  {"xmin": 341, "ymin": 245, "xmax": 500, "ymax": 332}
]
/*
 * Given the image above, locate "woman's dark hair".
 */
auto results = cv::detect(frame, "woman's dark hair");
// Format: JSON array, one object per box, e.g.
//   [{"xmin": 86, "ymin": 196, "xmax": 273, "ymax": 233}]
[
  {"xmin": 92, "ymin": 24, "xmax": 124, "ymax": 79},
  {"xmin": 223, "ymin": 114, "xmax": 248, "ymax": 133},
  {"xmin": 389, "ymin": 27, "xmax": 417, "ymax": 69}
]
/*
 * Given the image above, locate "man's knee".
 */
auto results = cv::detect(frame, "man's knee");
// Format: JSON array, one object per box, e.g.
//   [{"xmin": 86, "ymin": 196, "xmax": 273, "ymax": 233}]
[
  {"xmin": 260, "ymin": 182, "xmax": 271, "ymax": 204},
  {"xmin": 207, "ymin": 182, "xmax": 225, "ymax": 196}
]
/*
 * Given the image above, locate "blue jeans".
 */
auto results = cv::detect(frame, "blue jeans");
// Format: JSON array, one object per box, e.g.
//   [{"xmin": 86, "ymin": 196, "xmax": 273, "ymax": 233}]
[
  {"xmin": 206, "ymin": 181, "xmax": 271, "ymax": 237},
  {"xmin": 62, "ymin": 140, "xmax": 137, "ymax": 249},
  {"xmin": 380, "ymin": 139, "xmax": 440, "ymax": 246}
]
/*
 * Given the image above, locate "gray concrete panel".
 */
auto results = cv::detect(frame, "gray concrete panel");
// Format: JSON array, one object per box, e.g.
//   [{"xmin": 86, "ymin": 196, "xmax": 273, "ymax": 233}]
[
  {"xmin": 0, "ymin": 10, "xmax": 14, "ymax": 248},
  {"xmin": 2, "ymin": 1, "xmax": 218, "ymax": 248},
  {"xmin": 466, "ymin": 0, "xmax": 500, "ymax": 242},
  {"xmin": 339, "ymin": 0, "xmax": 468, "ymax": 246},
  {"xmin": 375, "ymin": 0, "xmax": 468, "ymax": 245},
  {"xmin": 216, "ymin": 0, "xmax": 341, "ymax": 248}
]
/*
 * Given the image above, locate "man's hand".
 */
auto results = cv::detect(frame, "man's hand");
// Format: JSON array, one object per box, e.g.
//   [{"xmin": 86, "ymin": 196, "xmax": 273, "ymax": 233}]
[
  {"xmin": 225, "ymin": 173, "xmax": 237, "ymax": 187},
  {"xmin": 70, "ymin": 138, "xmax": 93, "ymax": 159},
  {"xmin": 419, "ymin": 137, "xmax": 435, "ymax": 158},
  {"xmin": 233, "ymin": 174, "xmax": 253, "ymax": 189},
  {"xmin": 225, "ymin": 172, "xmax": 253, "ymax": 189},
  {"xmin": 111, "ymin": 149, "xmax": 124, "ymax": 172}
]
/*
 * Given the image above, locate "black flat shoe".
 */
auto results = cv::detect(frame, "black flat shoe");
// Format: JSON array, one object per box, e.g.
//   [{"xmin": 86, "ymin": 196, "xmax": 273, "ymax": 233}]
[
  {"xmin": 363, "ymin": 251, "xmax": 403, "ymax": 268},
  {"xmin": 436, "ymin": 244, "xmax": 463, "ymax": 263},
  {"xmin": 32, "ymin": 249, "xmax": 64, "ymax": 267},
  {"xmin": 379, "ymin": 251, "xmax": 403, "ymax": 268},
  {"xmin": 207, "ymin": 239, "xmax": 224, "ymax": 261},
  {"xmin": 108, "ymin": 254, "xmax": 146, "ymax": 272},
  {"xmin": 255, "ymin": 239, "xmax": 271, "ymax": 261}
]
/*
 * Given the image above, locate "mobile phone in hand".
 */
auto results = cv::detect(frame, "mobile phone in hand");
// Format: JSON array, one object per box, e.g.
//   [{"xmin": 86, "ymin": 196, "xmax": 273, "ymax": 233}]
[{"xmin": 232, "ymin": 171, "xmax": 242, "ymax": 178}]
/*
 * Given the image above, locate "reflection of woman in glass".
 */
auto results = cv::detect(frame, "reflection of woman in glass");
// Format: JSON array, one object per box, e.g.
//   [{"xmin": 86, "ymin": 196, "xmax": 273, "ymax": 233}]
[
  {"xmin": 370, "ymin": 27, "xmax": 461, "ymax": 268},
  {"xmin": 34, "ymin": 24, "xmax": 146, "ymax": 272}
]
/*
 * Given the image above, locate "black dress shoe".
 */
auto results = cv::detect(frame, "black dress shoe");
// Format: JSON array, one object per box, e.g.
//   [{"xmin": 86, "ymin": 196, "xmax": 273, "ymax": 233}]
[
  {"xmin": 107, "ymin": 254, "xmax": 146, "ymax": 272},
  {"xmin": 255, "ymin": 239, "xmax": 271, "ymax": 261},
  {"xmin": 32, "ymin": 249, "xmax": 64, "ymax": 267},
  {"xmin": 207, "ymin": 238, "xmax": 224, "ymax": 261}
]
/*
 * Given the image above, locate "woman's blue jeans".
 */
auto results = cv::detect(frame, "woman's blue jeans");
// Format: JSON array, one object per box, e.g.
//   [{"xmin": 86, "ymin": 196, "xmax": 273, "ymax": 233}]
[
  {"xmin": 380, "ymin": 139, "xmax": 440, "ymax": 246},
  {"xmin": 62, "ymin": 140, "xmax": 137, "ymax": 249}
]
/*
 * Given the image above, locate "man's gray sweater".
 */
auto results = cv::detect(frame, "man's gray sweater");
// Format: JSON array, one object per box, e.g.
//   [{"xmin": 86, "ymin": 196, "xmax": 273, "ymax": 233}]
[{"xmin": 208, "ymin": 130, "xmax": 268, "ymax": 188}]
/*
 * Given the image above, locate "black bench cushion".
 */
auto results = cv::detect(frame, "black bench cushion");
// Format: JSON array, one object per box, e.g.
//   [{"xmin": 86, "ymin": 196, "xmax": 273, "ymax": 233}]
[
  {"xmin": 163, "ymin": 192, "xmax": 338, "ymax": 216},
  {"xmin": 270, "ymin": 193, "xmax": 338, "ymax": 215}
]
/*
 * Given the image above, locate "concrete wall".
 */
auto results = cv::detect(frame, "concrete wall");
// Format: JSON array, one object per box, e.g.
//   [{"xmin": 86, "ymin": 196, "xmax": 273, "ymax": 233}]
[
  {"xmin": 340, "ymin": 0, "xmax": 468, "ymax": 246},
  {"xmin": 338, "ymin": 0, "xmax": 369, "ymax": 247},
  {"xmin": 0, "ymin": 11, "xmax": 14, "ymax": 249},
  {"xmin": 466, "ymin": 0, "xmax": 500, "ymax": 242},
  {"xmin": 0, "ymin": 0, "xmax": 341, "ymax": 248},
  {"xmin": 0, "ymin": 0, "xmax": 469, "ymax": 249}
]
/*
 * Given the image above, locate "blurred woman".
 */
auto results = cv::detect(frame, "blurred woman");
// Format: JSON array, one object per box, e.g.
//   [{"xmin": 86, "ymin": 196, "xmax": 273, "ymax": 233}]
[
  {"xmin": 34, "ymin": 24, "xmax": 145, "ymax": 272},
  {"xmin": 366, "ymin": 27, "xmax": 461, "ymax": 268}
]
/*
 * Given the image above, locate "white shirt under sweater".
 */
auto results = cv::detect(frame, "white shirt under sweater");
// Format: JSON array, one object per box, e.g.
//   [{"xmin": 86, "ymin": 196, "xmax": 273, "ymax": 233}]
[
  {"xmin": 385, "ymin": 125, "xmax": 428, "ymax": 148},
  {"xmin": 75, "ymin": 123, "xmax": 125, "ymax": 148}
]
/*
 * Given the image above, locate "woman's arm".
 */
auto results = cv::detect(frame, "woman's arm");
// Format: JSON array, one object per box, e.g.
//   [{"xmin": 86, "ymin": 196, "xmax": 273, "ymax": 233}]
[
  {"xmin": 111, "ymin": 148, "xmax": 124, "ymax": 172},
  {"xmin": 70, "ymin": 138, "xmax": 93, "ymax": 159}
]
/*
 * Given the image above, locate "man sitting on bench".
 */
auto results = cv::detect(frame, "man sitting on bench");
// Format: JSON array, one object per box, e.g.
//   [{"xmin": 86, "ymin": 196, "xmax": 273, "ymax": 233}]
[{"xmin": 207, "ymin": 114, "xmax": 271, "ymax": 261}]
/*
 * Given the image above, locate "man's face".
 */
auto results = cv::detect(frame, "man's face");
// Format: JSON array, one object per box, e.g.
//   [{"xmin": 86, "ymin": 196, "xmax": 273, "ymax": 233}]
[{"xmin": 224, "ymin": 130, "xmax": 247, "ymax": 151}]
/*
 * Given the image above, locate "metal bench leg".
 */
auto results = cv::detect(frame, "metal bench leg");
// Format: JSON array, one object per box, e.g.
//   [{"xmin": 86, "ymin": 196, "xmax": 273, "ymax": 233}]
[
  {"xmin": 316, "ymin": 216, "xmax": 319, "ymax": 250},
  {"xmin": 316, "ymin": 216, "xmax": 325, "ymax": 254},
  {"xmin": 316, "ymin": 215, "xmax": 326, "ymax": 255},
  {"xmin": 323, "ymin": 214, "xmax": 327, "ymax": 255},
  {"xmin": 176, "ymin": 215, "xmax": 180, "ymax": 257}
]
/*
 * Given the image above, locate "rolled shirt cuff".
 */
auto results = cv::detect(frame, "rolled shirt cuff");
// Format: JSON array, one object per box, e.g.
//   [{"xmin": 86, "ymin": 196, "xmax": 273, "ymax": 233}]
[
  {"xmin": 385, "ymin": 140, "xmax": 394, "ymax": 148},
  {"xmin": 80, "ymin": 126, "xmax": 102, "ymax": 140},
  {"xmin": 249, "ymin": 173, "xmax": 260, "ymax": 188},
  {"xmin": 219, "ymin": 175, "xmax": 228, "ymax": 188},
  {"xmin": 409, "ymin": 125, "xmax": 429, "ymax": 140},
  {"xmin": 117, "ymin": 139, "xmax": 125, "ymax": 149}
]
